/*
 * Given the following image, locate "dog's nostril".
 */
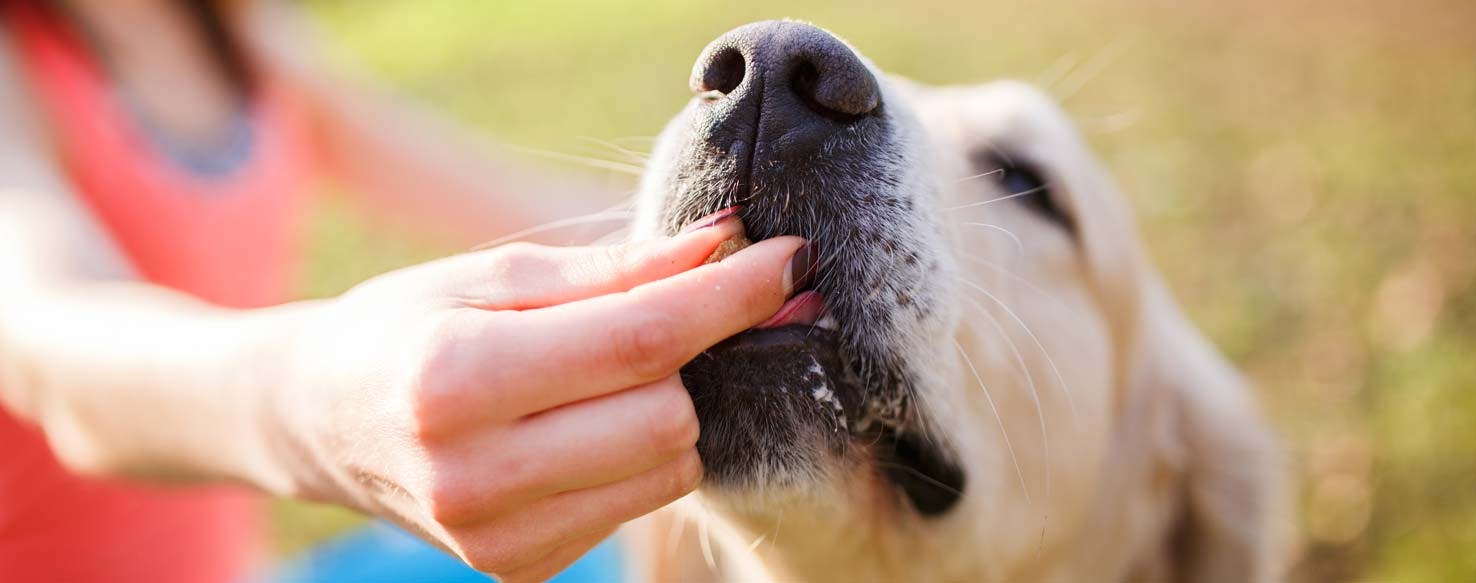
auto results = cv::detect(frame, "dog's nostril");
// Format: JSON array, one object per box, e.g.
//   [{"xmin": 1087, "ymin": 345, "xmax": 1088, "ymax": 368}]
[
  {"xmin": 790, "ymin": 56, "xmax": 879, "ymax": 118},
  {"xmin": 689, "ymin": 21, "xmax": 884, "ymax": 170},
  {"xmin": 694, "ymin": 47, "xmax": 746, "ymax": 96}
]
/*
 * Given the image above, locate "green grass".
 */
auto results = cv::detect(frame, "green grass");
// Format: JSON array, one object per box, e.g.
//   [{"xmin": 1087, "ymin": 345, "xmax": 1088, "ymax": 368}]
[{"xmin": 287, "ymin": 1, "xmax": 1476, "ymax": 580}]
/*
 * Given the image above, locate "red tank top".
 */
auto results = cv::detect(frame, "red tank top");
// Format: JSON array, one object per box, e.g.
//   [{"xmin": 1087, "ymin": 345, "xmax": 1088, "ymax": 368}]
[{"xmin": 0, "ymin": 1, "xmax": 312, "ymax": 581}]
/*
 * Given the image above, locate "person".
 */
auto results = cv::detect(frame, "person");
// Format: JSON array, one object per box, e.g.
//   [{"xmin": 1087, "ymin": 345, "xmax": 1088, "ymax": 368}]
[{"xmin": 0, "ymin": 1, "xmax": 812, "ymax": 581}]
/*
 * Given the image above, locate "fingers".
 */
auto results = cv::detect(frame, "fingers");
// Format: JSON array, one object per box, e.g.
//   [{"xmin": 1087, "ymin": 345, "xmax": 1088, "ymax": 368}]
[
  {"xmin": 453, "ymin": 451, "xmax": 701, "ymax": 576},
  {"xmin": 494, "ymin": 527, "xmax": 616, "ymax": 583},
  {"xmin": 439, "ymin": 208, "xmax": 743, "ymax": 310},
  {"xmin": 431, "ymin": 376, "xmax": 697, "ymax": 522},
  {"xmin": 487, "ymin": 235, "xmax": 809, "ymax": 415}
]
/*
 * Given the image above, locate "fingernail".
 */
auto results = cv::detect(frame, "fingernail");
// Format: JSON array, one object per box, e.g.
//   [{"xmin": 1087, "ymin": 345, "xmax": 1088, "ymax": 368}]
[
  {"xmin": 678, "ymin": 206, "xmax": 742, "ymax": 234},
  {"xmin": 783, "ymin": 242, "xmax": 818, "ymax": 296}
]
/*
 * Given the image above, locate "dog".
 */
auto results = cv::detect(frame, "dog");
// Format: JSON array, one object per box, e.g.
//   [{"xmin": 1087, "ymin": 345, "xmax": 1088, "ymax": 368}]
[{"xmin": 622, "ymin": 20, "xmax": 1284, "ymax": 583}]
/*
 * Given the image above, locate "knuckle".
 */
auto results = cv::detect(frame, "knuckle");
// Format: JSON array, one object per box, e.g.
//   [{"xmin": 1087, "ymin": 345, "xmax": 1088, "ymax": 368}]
[
  {"xmin": 430, "ymin": 453, "xmax": 526, "ymax": 526},
  {"xmin": 610, "ymin": 314, "xmax": 683, "ymax": 379},
  {"xmin": 464, "ymin": 548, "xmax": 511, "ymax": 575},
  {"xmin": 483, "ymin": 452, "xmax": 539, "ymax": 503},
  {"xmin": 461, "ymin": 538, "xmax": 506, "ymax": 573},
  {"xmin": 493, "ymin": 241, "xmax": 542, "ymax": 261},
  {"xmin": 599, "ymin": 243, "xmax": 634, "ymax": 271},
  {"xmin": 406, "ymin": 400, "xmax": 444, "ymax": 445},
  {"xmin": 427, "ymin": 479, "xmax": 479, "ymax": 526},
  {"xmin": 483, "ymin": 243, "xmax": 545, "ymax": 280},
  {"xmin": 668, "ymin": 450, "xmax": 705, "ymax": 497},
  {"xmin": 589, "ymin": 244, "xmax": 639, "ymax": 290},
  {"xmin": 642, "ymin": 383, "xmax": 700, "ymax": 453},
  {"xmin": 404, "ymin": 317, "xmax": 467, "ymax": 436},
  {"xmin": 613, "ymin": 239, "xmax": 664, "ymax": 274},
  {"xmin": 463, "ymin": 530, "xmax": 538, "ymax": 575}
]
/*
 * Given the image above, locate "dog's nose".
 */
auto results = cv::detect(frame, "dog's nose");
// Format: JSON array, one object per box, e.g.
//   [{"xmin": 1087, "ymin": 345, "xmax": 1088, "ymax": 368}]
[{"xmin": 689, "ymin": 21, "xmax": 881, "ymax": 160}]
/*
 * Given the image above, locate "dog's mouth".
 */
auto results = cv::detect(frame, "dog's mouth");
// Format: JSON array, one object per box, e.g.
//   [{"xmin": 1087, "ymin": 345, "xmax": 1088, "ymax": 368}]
[
  {"xmin": 679, "ymin": 282, "xmax": 861, "ymax": 466},
  {"xmin": 677, "ymin": 260, "xmax": 966, "ymax": 516},
  {"xmin": 684, "ymin": 287, "xmax": 855, "ymax": 428},
  {"xmin": 649, "ymin": 20, "xmax": 966, "ymax": 517}
]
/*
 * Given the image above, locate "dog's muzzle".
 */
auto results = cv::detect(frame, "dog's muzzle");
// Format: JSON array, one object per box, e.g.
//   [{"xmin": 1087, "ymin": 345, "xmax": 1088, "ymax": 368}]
[{"xmin": 661, "ymin": 21, "xmax": 965, "ymax": 516}]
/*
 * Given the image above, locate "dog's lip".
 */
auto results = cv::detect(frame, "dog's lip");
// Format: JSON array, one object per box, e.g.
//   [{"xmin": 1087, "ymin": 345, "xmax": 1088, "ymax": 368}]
[
  {"xmin": 684, "ymin": 285, "xmax": 863, "ymax": 422},
  {"xmin": 756, "ymin": 291, "xmax": 831, "ymax": 329},
  {"xmin": 691, "ymin": 324, "xmax": 863, "ymax": 415}
]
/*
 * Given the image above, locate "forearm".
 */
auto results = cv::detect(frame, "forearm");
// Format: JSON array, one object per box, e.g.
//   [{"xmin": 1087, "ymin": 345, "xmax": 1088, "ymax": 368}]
[
  {"xmin": 0, "ymin": 44, "xmax": 316, "ymax": 495},
  {"xmin": 324, "ymin": 89, "xmax": 625, "ymax": 241},
  {"xmin": 239, "ymin": 2, "xmax": 624, "ymax": 247},
  {"xmin": 0, "ymin": 280, "xmax": 315, "ymax": 494}
]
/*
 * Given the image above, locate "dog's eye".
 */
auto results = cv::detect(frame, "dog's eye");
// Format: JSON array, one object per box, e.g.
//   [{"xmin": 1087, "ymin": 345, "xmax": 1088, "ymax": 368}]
[{"xmin": 976, "ymin": 153, "xmax": 1075, "ymax": 235}]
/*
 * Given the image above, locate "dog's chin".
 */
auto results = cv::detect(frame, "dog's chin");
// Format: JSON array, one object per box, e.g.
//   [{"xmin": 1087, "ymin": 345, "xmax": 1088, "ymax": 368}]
[
  {"xmin": 679, "ymin": 324, "xmax": 861, "ymax": 492},
  {"xmin": 678, "ymin": 314, "xmax": 967, "ymax": 517}
]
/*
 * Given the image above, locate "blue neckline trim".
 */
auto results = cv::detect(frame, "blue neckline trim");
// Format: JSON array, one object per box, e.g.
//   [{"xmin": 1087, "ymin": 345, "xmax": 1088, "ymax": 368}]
[{"xmin": 124, "ymin": 93, "xmax": 258, "ymax": 179}]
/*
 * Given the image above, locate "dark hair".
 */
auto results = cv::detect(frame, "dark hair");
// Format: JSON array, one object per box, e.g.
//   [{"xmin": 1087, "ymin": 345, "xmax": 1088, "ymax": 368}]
[
  {"xmin": 174, "ymin": 0, "xmax": 254, "ymax": 93},
  {"xmin": 7, "ymin": 0, "xmax": 255, "ymax": 93}
]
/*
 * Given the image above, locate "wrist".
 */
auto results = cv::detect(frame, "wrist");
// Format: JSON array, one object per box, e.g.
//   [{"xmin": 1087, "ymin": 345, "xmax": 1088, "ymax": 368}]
[{"xmin": 231, "ymin": 299, "xmax": 334, "ymax": 498}]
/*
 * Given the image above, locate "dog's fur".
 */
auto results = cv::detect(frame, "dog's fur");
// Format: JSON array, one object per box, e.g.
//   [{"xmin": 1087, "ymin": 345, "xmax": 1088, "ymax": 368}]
[{"xmin": 625, "ymin": 24, "xmax": 1283, "ymax": 583}]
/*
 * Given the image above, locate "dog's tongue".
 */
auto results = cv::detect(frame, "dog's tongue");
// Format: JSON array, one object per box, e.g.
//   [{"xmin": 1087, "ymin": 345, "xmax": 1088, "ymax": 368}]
[{"xmin": 755, "ymin": 291, "xmax": 826, "ymax": 329}]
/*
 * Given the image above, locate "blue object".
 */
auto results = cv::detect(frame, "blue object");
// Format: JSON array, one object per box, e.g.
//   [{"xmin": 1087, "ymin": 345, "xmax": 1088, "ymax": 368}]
[{"xmin": 270, "ymin": 521, "xmax": 625, "ymax": 583}]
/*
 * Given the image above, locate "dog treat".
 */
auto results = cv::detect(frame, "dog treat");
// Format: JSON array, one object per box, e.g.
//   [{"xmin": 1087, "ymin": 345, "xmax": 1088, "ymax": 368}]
[{"xmin": 704, "ymin": 233, "xmax": 753, "ymax": 264}]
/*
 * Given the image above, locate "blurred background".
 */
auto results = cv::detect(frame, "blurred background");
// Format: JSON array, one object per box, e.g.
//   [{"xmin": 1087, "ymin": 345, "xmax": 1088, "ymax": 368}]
[{"xmin": 281, "ymin": 1, "xmax": 1476, "ymax": 581}]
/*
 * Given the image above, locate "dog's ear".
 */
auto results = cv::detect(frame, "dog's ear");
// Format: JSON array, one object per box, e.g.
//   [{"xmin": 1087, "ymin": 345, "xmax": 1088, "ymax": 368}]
[{"xmin": 1131, "ymin": 280, "xmax": 1288, "ymax": 583}]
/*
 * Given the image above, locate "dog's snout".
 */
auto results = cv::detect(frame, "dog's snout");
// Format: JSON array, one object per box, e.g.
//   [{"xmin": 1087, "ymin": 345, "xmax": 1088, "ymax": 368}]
[{"xmin": 689, "ymin": 21, "xmax": 881, "ymax": 164}]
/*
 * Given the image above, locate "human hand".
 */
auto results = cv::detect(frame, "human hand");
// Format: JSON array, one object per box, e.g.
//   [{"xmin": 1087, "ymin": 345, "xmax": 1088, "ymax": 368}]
[{"xmin": 264, "ymin": 210, "xmax": 809, "ymax": 581}]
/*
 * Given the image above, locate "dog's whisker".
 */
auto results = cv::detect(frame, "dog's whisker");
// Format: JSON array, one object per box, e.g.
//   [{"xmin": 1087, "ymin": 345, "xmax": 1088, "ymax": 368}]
[
  {"xmin": 874, "ymin": 460, "xmax": 967, "ymax": 498},
  {"xmin": 953, "ymin": 339, "xmax": 1031, "ymax": 506},
  {"xmin": 962, "ymin": 294, "xmax": 1052, "ymax": 499},
  {"xmin": 468, "ymin": 209, "xmax": 635, "ymax": 251},
  {"xmin": 1037, "ymin": 515, "xmax": 1048, "ymax": 561},
  {"xmin": 665, "ymin": 508, "xmax": 691, "ymax": 559},
  {"xmin": 591, "ymin": 225, "xmax": 633, "ymax": 246},
  {"xmin": 1082, "ymin": 109, "xmax": 1143, "ymax": 135},
  {"xmin": 576, "ymin": 136, "xmax": 651, "ymax": 164},
  {"xmin": 766, "ymin": 504, "xmax": 786, "ymax": 556},
  {"xmin": 603, "ymin": 135, "xmax": 658, "ymax": 144},
  {"xmin": 699, "ymin": 504, "xmax": 719, "ymax": 573},
  {"xmin": 1037, "ymin": 50, "xmax": 1082, "ymax": 95},
  {"xmin": 951, "ymin": 168, "xmax": 1005, "ymax": 184},
  {"xmin": 954, "ymin": 257, "xmax": 1092, "ymax": 433},
  {"xmin": 502, "ymin": 143, "xmax": 645, "ymax": 175},
  {"xmin": 946, "ymin": 185, "xmax": 1051, "ymax": 211},
  {"xmin": 1054, "ymin": 41, "xmax": 1124, "ymax": 103},
  {"xmin": 959, "ymin": 222, "xmax": 1025, "ymax": 257},
  {"xmin": 958, "ymin": 278, "xmax": 1082, "ymax": 428},
  {"xmin": 805, "ymin": 246, "xmax": 849, "ymax": 339},
  {"xmin": 962, "ymin": 255, "xmax": 1094, "ymax": 326}
]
